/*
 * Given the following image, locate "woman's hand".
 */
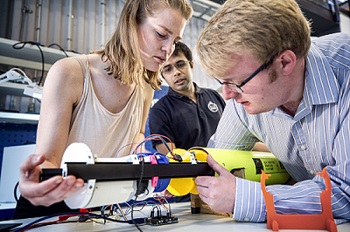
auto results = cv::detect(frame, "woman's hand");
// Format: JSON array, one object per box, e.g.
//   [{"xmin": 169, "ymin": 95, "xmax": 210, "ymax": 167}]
[{"xmin": 18, "ymin": 154, "xmax": 84, "ymax": 207}]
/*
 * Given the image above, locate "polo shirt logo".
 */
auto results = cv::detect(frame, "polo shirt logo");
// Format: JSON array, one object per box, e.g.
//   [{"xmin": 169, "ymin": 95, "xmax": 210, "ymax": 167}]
[{"xmin": 208, "ymin": 101, "xmax": 219, "ymax": 113}]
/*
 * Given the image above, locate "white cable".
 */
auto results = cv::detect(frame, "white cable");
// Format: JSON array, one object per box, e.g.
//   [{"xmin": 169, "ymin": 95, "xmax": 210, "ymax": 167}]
[
  {"xmin": 0, "ymin": 68, "xmax": 33, "ymax": 85},
  {"xmin": 0, "ymin": 68, "xmax": 42, "ymax": 100},
  {"xmin": 0, "ymin": 69, "xmax": 22, "ymax": 84}
]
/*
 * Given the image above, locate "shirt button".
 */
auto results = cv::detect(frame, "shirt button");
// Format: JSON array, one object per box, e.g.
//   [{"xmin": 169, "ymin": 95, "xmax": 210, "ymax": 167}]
[
  {"xmin": 310, "ymin": 170, "xmax": 314, "ymax": 175},
  {"xmin": 244, "ymin": 217, "xmax": 250, "ymax": 221},
  {"xmin": 300, "ymin": 145, "xmax": 306, "ymax": 150}
]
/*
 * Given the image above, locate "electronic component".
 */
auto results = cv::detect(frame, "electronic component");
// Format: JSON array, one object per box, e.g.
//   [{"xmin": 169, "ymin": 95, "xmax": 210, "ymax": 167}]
[
  {"xmin": 40, "ymin": 143, "xmax": 290, "ymax": 210},
  {"xmin": 145, "ymin": 208, "xmax": 178, "ymax": 226},
  {"xmin": 145, "ymin": 215, "xmax": 178, "ymax": 226}
]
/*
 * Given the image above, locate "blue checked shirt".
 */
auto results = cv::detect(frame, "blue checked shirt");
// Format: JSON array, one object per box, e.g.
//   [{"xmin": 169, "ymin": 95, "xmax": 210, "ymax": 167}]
[{"xmin": 207, "ymin": 33, "xmax": 350, "ymax": 223}]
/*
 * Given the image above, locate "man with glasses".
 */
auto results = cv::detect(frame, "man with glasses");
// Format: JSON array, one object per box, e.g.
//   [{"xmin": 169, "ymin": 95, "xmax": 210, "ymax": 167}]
[
  {"xmin": 194, "ymin": 0, "xmax": 350, "ymax": 224},
  {"xmin": 149, "ymin": 41, "xmax": 226, "ymax": 156}
]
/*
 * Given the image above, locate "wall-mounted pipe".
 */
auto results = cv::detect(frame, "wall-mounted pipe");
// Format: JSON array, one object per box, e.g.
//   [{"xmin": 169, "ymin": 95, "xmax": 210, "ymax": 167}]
[
  {"xmin": 100, "ymin": 0, "xmax": 106, "ymax": 48},
  {"xmin": 66, "ymin": 0, "xmax": 73, "ymax": 51},
  {"xmin": 35, "ymin": 0, "xmax": 42, "ymax": 43},
  {"xmin": 19, "ymin": 0, "xmax": 33, "ymax": 41}
]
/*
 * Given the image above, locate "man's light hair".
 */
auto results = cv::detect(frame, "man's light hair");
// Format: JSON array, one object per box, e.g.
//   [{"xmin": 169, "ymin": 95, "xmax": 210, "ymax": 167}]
[{"xmin": 195, "ymin": 0, "xmax": 311, "ymax": 78}]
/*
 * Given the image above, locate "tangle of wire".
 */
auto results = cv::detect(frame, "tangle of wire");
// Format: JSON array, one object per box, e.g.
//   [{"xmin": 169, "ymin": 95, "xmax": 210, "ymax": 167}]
[
  {"xmin": 114, "ymin": 134, "xmax": 180, "ymax": 231},
  {"xmin": 15, "ymin": 135, "xmax": 177, "ymax": 231},
  {"xmin": 133, "ymin": 134, "xmax": 184, "ymax": 161},
  {"xmin": 14, "ymin": 198, "xmax": 170, "ymax": 232},
  {"xmin": 128, "ymin": 140, "xmax": 175, "ymax": 232},
  {"xmin": 13, "ymin": 198, "xmax": 173, "ymax": 231},
  {"xmin": 114, "ymin": 134, "xmax": 176, "ymax": 158},
  {"xmin": 110, "ymin": 188, "xmax": 171, "ymax": 218}
]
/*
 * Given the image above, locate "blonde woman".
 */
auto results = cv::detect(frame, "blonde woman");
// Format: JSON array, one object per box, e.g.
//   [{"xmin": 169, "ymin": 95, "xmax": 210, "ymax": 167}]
[{"xmin": 15, "ymin": 0, "xmax": 192, "ymax": 218}]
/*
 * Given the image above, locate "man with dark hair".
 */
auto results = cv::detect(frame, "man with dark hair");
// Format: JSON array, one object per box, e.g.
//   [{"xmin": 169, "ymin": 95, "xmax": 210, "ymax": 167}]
[{"xmin": 149, "ymin": 41, "xmax": 226, "ymax": 155}]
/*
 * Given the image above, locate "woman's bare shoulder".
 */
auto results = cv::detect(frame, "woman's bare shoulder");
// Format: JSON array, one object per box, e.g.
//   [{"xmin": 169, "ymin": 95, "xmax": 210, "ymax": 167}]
[
  {"xmin": 43, "ymin": 55, "xmax": 88, "ymax": 103},
  {"xmin": 50, "ymin": 55, "xmax": 86, "ymax": 74},
  {"xmin": 45, "ymin": 55, "xmax": 91, "ymax": 85}
]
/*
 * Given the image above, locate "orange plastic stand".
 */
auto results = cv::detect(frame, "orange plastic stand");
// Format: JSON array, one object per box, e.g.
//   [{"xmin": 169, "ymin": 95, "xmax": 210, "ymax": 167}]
[{"xmin": 261, "ymin": 168, "xmax": 337, "ymax": 232}]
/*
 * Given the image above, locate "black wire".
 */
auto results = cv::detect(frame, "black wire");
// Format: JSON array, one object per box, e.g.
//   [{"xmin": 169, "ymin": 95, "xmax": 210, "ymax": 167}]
[
  {"xmin": 13, "ymin": 181, "xmax": 19, "ymax": 202},
  {"xmin": 47, "ymin": 43, "xmax": 69, "ymax": 57},
  {"xmin": 131, "ymin": 156, "xmax": 145, "ymax": 232},
  {"xmin": 65, "ymin": 49, "xmax": 80, "ymax": 54},
  {"xmin": 144, "ymin": 134, "xmax": 177, "ymax": 159},
  {"xmin": 14, "ymin": 211, "xmax": 137, "ymax": 232},
  {"xmin": 14, "ymin": 212, "xmax": 84, "ymax": 232},
  {"xmin": 12, "ymin": 41, "xmax": 45, "ymax": 86}
]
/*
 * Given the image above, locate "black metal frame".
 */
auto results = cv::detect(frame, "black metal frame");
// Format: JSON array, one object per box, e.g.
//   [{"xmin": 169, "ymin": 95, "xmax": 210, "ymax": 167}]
[{"xmin": 41, "ymin": 162, "xmax": 215, "ymax": 182}]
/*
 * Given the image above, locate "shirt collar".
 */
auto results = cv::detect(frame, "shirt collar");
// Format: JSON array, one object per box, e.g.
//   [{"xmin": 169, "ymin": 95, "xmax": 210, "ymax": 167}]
[
  {"xmin": 167, "ymin": 82, "xmax": 202, "ymax": 99},
  {"xmin": 303, "ymin": 42, "xmax": 339, "ymax": 106},
  {"xmin": 272, "ymin": 42, "xmax": 339, "ymax": 119}
]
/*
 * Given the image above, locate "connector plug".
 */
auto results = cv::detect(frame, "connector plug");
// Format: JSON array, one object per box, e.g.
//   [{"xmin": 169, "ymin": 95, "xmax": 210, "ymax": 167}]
[{"xmin": 24, "ymin": 84, "xmax": 43, "ymax": 100}]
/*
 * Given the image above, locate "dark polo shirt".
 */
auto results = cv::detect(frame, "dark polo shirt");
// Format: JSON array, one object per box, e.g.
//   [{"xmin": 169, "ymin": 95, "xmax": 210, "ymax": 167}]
[{"xmin": 149, "ymin": 83, "xmax": 225, "ymax": 151}]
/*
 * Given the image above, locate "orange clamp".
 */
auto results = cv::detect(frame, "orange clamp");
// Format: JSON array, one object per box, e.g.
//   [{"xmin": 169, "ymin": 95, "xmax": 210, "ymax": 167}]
[{"xmin": 261, "ymin": 168, "xmax": 337, "ymax": 232}]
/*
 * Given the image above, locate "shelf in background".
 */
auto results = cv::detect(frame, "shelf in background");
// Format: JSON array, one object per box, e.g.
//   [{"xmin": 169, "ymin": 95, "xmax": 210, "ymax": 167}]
[
  {"xmin": 0, "ymin": 38, "xmax": 80, "ymax": 124},
  {"xmin": 0, "ymin": 37, "xmax": 80, "ymax": 71},
  {"xmin": 0, "ymin": 82, "xmax": 41, "ymax": 122},
  {"xmin": 0, "ymin": 112, "xmax": 39, "ymax": 124},
  {"xmin": 0, "ymin": 82, "xmax": 28, "ymax": 96}
]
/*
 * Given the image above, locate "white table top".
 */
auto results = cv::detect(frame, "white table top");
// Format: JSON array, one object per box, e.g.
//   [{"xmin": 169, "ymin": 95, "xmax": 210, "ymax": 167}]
[{"xmin": 1, "ymin": 202, "xmax": 349, "ymax": 232}]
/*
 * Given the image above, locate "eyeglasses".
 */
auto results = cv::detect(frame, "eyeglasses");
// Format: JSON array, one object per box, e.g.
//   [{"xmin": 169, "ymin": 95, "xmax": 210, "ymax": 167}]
[
  {"xmin": 161, "ymin": 60, "xmax": 190, "ymax": 77},
  {"xmin": 215, "ymin": 59, "xmax": 273, "ymax": 93}
]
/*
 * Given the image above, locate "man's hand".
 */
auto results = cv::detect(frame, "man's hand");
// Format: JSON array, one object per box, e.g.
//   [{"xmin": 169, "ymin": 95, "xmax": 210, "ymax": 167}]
[{"xmin": 195, "ymin": 155, "xmax": 236, "ymax": 213}]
